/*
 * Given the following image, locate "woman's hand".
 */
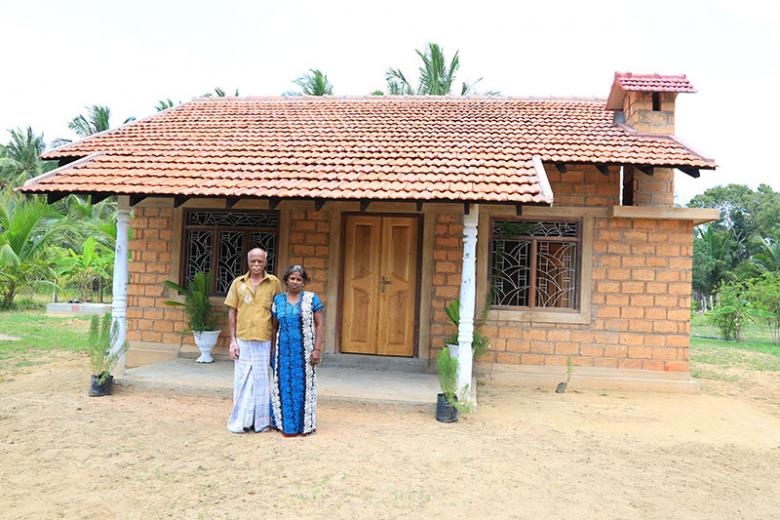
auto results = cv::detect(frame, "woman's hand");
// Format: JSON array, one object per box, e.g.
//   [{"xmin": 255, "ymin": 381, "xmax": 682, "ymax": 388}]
[{"xmin": 310, "ymin": 349, "xmax": 321, "ymax": 367}]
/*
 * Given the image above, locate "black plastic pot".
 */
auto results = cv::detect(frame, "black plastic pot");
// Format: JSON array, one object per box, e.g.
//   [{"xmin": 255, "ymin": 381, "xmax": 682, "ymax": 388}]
[
  {"xmin": 89, "ymin": 373, "xmax": 114, "ymax": 397},
  {"xmin": 436, "ymin": 393, "xmax": 459, "ymax": 423}
]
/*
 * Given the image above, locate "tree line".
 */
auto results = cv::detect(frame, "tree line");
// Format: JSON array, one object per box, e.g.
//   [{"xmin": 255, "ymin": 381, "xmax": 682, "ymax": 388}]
[{"xmin": 688, "ymin": 184, "xmax": 780, "ymax": 342}]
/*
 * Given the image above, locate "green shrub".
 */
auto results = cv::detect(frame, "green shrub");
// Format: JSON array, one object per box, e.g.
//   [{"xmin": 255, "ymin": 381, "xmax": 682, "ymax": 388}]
[
  {"xmin": 747, "ymin": 272, "xmax": 780, "ymax": 344},
  {"xmin": 163, "ymin": 271, "xmax": 217, "ymax": 332},
  {"xmin": 436, "ymin": 346, "xmax": 458, "ymax": 402},
  {"xmin": 707, "ymin": 282, "xmax": 754, "ymax": 341}
]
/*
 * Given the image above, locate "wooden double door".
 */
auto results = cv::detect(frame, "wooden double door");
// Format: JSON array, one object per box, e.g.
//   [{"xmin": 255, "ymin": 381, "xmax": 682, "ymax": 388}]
[{"xmin": 341, "ymin": 215, "xmax": 420, "ymax": 357}]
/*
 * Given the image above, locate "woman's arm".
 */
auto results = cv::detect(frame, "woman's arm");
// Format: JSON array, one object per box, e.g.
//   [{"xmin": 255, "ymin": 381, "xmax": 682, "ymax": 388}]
[{"xmin": 311, "ymin": 310, "xmax": 324, "ymax": 366}]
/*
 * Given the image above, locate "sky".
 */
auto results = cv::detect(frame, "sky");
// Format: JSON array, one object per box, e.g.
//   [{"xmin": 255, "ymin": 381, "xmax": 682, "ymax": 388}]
[{"xmin": 1, "ymin": 0, "xmax": 778, "ymax": 203}]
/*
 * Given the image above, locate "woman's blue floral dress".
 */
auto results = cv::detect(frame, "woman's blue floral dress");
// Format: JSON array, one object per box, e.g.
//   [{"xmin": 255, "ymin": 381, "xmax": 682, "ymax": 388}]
[{"xmin": 271, "ymin": 291, "xmax": 323, "ymax": 435}]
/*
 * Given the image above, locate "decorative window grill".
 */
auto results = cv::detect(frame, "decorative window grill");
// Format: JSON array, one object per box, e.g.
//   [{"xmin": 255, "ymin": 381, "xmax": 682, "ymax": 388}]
[
  {"xmin": 182, "ymin": 210, "xmax": 279, "ymax": 295},
  {"xmin": 490, "ymin": 220, "xmax": 580, "ymax": 309}
]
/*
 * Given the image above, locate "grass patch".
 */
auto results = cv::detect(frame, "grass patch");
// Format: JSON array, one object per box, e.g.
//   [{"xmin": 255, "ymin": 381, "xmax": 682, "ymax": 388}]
[
  {"xmin": 0, "ymin": 311, "xmax": 92, "ymax": 367},
  {"xmin": 690, "ymin": 313, "xmax": 780, "ymax": 376}
]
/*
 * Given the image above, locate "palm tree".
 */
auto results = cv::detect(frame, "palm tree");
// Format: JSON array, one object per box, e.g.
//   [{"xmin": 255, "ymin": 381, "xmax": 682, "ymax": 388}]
[
  {"xmin": 203, "ymin": 87, "xmax": 240, "ymax": 97},
  {"xmin": 293, "ymin": 69, "xmax": 334, "ymax": 96},
  {"xmin": 68, "ymin": 105, "xmax": 136, "ymax": 138},
  {"xmin": 0, "ymin": 193, "xmax": 62, "ymax": 308},
  {"xmin": 68, "ymin": 106, "xmax": 111, "ymax": 137},
  {"xmin": 155, "ymin": 98, "xmax": 178, "ymax": 112},
  {"xmin": 0, "ymin": 127, "xmax": 56, "ymax": 188},
  {"xmin": 752, "ymin": 230, "xmax": 780, "ymax": 274},
  {"xmin": 384, "ymin": 43, "xmax": 483, "ymax": 96}
]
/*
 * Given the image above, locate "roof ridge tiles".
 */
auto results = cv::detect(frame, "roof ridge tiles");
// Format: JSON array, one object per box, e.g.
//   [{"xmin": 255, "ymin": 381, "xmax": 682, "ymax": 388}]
[{"xmin": 188, "ymin": 95, "xmax": 608, "ymax": 104}]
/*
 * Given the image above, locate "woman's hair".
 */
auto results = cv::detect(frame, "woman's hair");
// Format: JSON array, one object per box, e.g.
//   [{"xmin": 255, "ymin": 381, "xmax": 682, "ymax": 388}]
[{"xmin": 282, "ymin": 264, "xmax": 310, "ymax": 283}]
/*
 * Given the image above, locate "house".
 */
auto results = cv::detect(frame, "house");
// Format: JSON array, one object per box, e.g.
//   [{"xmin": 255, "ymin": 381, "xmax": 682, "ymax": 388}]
[{"xmin": 22, "ymin": 72, "xmax": 719, "ymax": 392}]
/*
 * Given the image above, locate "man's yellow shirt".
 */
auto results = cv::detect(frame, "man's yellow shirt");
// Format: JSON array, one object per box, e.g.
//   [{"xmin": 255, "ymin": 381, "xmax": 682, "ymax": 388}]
[{"xmin": 224, "ymin": 272, "xmax": 282, "ymax": 341}]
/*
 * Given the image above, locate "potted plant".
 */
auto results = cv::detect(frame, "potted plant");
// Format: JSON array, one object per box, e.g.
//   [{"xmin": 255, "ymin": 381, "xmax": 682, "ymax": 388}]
[
  {"xmin": 436, "ymin": 346, "xmax": 460, "ymax": 423},
  {"xmin": 87, "ymin": 313, "xmax": 127, "ymax": 397},
  {"xmin": 443, "ymin": 299, "xmax": 490, "ymax": 358},
  {"xmin": 555, "ymin": 356, "xmax": 573, "ymax": 393},
  {"xmin": 163, "ymin": 271, "xmax": 221, "ymax": 363}
]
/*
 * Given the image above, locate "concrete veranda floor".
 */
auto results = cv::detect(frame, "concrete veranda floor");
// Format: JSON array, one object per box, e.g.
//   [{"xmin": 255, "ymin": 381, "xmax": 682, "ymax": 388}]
[{"xmin": 119, "ymin": 355, "xmax": 460, "ymax": 406}]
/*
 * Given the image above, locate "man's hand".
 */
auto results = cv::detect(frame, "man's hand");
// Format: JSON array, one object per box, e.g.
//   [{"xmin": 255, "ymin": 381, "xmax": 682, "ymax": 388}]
[
  {"xmin": 229, "ymin": 339, "xmax": 240, "ymax": 360},
  {"xmin": 310, "ymin": 349, "xmax": 321, "ymax": 367}
]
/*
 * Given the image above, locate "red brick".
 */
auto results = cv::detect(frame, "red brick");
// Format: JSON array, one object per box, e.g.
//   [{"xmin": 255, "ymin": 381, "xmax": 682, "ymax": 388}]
[
  {"xmin": 603, "ymin": 346, "xmax": 628, "ymax": 357},
  {"xmin": 598, "ymin": 306, "xmax": 621, "ymax": 319},
  {"xmin": 666, "ymin": 361, "xmax": 689, "ymax": 372},
  {"xmin": 621, "ymin": 307, "xmax": 645, "ymax": 319},
  {"xmin": 651, "ymin": 348, "xmax": 677, "ymax": 360},
  {"xmin": 642, "ymin": 359, "xmax": 665, "ymax": 371},
  {"xmin": 622, "ymin": 281, "xmax": 645, "ymax": 294},
  {"xmin": 619, "ymin": 359, "xmax": 643, "ymax": 369},
  {"xmin": 669, "ymin": 282, "xmax": 692, "ymax": 295},
  {"xmin": 520, "ymin": 354, "xmax": 545, "ymax": 365},
  {"xmin": 606, "ymin": 294, "xmax": 630, "ymax": 305},
  {"xmin": 506, "ymin": 339, "xmax": 530, "ymax": 353},
  {"xmin": 555, "ymin": 342, "xmax": 579, "ymax": 355},
  {"xmin": 667, "ymin": 335, "xmax": 690, "ymax": 347},
  {"xmin": 542, "ymin": 330, "xmax": 569, "ymax": 342},
  {"xmin": 530, "ymin": 341, "xmax": 555, "ymax": 354},
  {"xmin": 570, "ymin": 331, "xmax": 594, "ymax": 343},
  {"xmin": 495, "ymin": 352, "xmax": 521, "ymax": 365},
  {"xmin": 620, "ymin": 334, "xmax": 645, "ymax": 347},
  {"xmin": 628, "ymin": 319, "xmax": 653, "ymax": 332},
  {"xmin": 653, "ymin": 321, "xmax": 678, "ymax": 333}
]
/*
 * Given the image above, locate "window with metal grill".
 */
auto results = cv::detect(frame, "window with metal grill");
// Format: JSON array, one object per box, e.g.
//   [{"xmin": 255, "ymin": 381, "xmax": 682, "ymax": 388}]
[
  {"xmin": 181, "ymin": 209, "xmax": 279, "ymax": 295},
  {"xmin": 490, "ymin": 219, "xmax": 581, "ymax": 310}
]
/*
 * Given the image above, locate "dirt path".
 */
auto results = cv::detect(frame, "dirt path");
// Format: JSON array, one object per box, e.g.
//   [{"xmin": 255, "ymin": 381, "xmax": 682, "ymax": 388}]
[{"xmin": 1, "ymin": 354, "xmax": 779, "ymax": 519}]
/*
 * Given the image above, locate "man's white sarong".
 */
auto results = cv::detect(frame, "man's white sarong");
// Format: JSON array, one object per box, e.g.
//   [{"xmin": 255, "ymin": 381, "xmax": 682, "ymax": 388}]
[{"xmin": 227, "ymin": 339, "xmax": 271, "ymax": 433}]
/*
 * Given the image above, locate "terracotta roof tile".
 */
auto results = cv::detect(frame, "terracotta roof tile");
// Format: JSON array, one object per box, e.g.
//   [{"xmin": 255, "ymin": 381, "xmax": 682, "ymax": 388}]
[
  {"xmin": 23, "ymin": 95, "xmax": 715, "ymax": 203},
  {"xmin": 606, "ymin": 72, "xmax": 697, "ymax": 109},
  {"xmin": 614, "ymin": 72, "xmax": 696, "ymax": 93}
]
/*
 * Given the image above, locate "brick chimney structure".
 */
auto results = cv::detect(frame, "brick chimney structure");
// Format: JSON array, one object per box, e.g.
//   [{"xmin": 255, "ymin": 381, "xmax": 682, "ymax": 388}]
[{"xmin": 606, "ymin": 72, "xmax": 697, "ymax": 206}]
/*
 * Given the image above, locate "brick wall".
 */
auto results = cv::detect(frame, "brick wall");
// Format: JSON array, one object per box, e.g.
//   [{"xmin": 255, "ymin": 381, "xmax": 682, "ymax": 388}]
[
  {"xmin": 429, "ymin": 213, "xmax": 463, "ymax": 358},
  {"xmin": 633, "ymin": 167, "xmax": 675, "ymax": 207},
  {"xmin": 126, "ymin": 206, "xmax": 192, "ymax": 348},
  {"xmin": 475, "ymin": 217, "xmax": 693, "ymax": 372},
  {"xmin": 286, "ymin": 209, "xmax": 331, "ymax": 302},
  {"xmin": 546, "ymin": 166, "xmax": 620, "ymax": 206}
]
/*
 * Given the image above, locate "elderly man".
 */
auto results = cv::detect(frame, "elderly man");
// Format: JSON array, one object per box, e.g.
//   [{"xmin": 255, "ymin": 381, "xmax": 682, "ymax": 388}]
[{"xmin": 224, "ymin": 247, "xmax": 282, "ymax": 433}]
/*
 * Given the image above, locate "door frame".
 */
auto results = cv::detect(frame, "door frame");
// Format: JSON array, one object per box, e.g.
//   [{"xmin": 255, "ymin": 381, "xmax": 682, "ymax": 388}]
[{"xmin": 337, "ymin": 212, "xmax": 424, "ymax": 357}]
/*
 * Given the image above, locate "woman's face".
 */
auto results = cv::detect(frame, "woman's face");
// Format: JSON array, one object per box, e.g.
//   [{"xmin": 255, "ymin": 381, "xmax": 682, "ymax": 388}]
[{"xmin": 286, "ymin": 271, "xmax": 305, "ymax": 292}]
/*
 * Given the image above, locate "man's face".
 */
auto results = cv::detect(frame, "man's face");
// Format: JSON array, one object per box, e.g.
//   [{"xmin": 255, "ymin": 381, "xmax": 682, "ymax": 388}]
[{"xmin": 248, "ymin": 251, "xmax": 267, "ymax": 275}]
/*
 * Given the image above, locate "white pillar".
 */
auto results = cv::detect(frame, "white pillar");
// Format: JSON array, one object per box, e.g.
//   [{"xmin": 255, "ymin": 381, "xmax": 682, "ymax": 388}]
[
  {"xmin": 111, "ymin": 197, "xmax": 130, "ymax": 372},
  {"xmin": 457, "ymin": 204, "xmax": 479, "ymax": 399}
]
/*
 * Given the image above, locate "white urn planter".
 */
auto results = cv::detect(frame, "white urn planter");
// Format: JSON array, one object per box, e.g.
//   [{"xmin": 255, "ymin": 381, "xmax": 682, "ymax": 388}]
[
  {"xmin": 446, "ymin": 343, "xmax": 459, "ymax": 359},
  {"xmin": 192, "ymin": 330, "xmax": 221, "ymax": 363}
]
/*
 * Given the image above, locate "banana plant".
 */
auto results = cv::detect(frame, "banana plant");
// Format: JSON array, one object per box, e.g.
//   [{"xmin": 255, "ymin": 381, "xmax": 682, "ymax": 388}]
[{"xmin": 61, "ymin": 237, "xmax": 111, "ymax": 302}]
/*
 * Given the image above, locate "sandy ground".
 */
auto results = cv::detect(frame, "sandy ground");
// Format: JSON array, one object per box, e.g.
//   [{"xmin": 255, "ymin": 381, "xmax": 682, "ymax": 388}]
[{"xmin": 1, "ymin": 353, "xmax": 779, "ymax": 520}]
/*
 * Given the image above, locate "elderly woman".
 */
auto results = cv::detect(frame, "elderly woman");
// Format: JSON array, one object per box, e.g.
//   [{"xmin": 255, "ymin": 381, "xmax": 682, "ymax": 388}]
[{"xmin": 270, "ymin": 265, "xmax": 324, "ymax": 436}]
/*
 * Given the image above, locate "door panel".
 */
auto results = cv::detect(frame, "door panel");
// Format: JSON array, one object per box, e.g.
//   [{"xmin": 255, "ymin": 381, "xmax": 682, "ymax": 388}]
[
  {"xmin": 341, "ymin": 217, "xmax": 382, "ymax": 354},
  {"xmin": 376, "ymin": 217, "xmax": 418, "ymax": 356},
  {"xmin": 341, "ymin": 215, "xmax": 419, "ymax": 356}
]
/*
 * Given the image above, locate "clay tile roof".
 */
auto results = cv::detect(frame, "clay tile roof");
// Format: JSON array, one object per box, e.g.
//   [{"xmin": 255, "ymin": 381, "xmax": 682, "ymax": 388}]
[
  {"xmin": 606, "ymin": 72, "xmax": 696, "ymax": 110},
  {"xmin": 614, "ymin": 72, "xmax": 696, "ymax": 93},
  {"xmin": 22, "ymin": 95, "xmax": 715, "ymax": 203}
]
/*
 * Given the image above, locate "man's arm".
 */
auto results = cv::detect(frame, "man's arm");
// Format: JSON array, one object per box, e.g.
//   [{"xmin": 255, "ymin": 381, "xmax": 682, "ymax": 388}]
[
  {"xmin": 271, "ymin": 316, "xmax": 279, "ymax": 358},
  {"xmin": 228, "ymin": 307, "xmax": 239, "ymax": 360}
]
